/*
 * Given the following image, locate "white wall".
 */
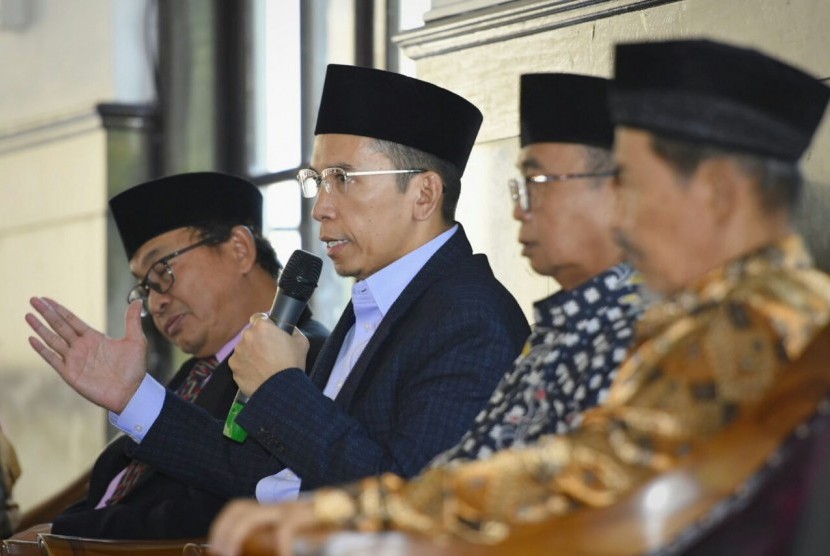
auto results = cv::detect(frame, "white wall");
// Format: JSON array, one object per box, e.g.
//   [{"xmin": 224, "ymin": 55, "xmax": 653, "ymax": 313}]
[
  {"xmin": 0, "ymin": 0, "xmax": 115, "ymax": 509},
  {"xmin": 407, "ymin": 0, "xmax": 830, "ymax": 319}
]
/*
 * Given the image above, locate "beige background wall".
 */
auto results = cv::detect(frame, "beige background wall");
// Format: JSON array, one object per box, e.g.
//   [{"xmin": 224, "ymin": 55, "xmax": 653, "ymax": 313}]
[
  {"xmin": 0, "ymin": 1, "xmax": 114, "ymax": 509},
  {"xmin": 0, "ymin": 0, "xmax": 827, "ymax": 515},
  {"xmin": 406, "ymin": 0, "xmax": 830, "ymax": 319}
]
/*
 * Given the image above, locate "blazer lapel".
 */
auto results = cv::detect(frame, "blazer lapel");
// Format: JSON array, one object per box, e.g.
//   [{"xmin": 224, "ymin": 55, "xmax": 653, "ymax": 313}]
[
  {"xmin": 308, "ymin": 302, "xmax": 356, "ymax": 390},
  {"xmin": 334, "ymin": 225, "xmax": 473, "ymax": 408}
]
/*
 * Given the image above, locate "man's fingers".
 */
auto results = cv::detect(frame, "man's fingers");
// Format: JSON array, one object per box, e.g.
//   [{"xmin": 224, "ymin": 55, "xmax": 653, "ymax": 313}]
[
  {"xmin": 27, "ymin": 336, "xmax": 65, "ymax": 373},
  {"xmin": 25, "ymin": 313, "xmax": 69, "ymax": 357},
  {"xmin": 209, "ymin": 500, "xmax": 260, "ymax": 556},
  {"xmin": 210, "ymin": 502, "xmax": 293, "ymax": 556},
  {"xmin": 124, "ymin": 300, "xmax": 145, "ymax": 342},
  {"xmin": 276, "ymin": 520, "xmax": 297, "ymax": 556},
  {"xmin": 44, "ymin": 297, "xmax": 91, "ymax": 337},
  {"xmin": 249, "ymin": 312, "xmax": 271, "ymax": 326},
  {"xmin": 29, "ymin": 297, "xmax": 80, "ymax": 345}
]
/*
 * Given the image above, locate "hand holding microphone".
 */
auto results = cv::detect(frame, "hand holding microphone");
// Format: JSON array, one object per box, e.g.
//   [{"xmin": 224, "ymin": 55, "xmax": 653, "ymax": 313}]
[{"xmin": 224, "ymin": 250, "xmax": 322, "ymax": 442}]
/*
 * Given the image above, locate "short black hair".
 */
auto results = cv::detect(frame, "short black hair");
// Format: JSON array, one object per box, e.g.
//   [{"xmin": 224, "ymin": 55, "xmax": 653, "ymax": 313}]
[
  {"xmin": 371, "ymin": 139, "xmax": 462, "ymax": 224},
  {"xmin": 582, "ymin": 145, "xmax": 615, "ymax": 188},
  {"xmin": 192, "ymin": 222, "xmax": 282, "ymax": 279},
  {"xmin": 650, "ymin": 134, "xmax": 802, "ymax": 212}
]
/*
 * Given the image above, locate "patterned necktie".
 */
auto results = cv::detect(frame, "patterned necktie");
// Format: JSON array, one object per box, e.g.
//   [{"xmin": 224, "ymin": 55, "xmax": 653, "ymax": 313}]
[{"xmin": 105, "ymin": 356, "xmax": 219, "ymax": 506}]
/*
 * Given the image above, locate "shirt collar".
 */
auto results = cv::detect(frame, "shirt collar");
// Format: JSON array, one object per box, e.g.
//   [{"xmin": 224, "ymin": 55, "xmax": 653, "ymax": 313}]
[
  {"xmin": 215, "ymin": 327, "xmax": 246, "ymax": 363},
  {"xmin": 533, "ymin": 263, "xmax": 642, "ymax": 327},
  {"xmin": 355, "ymin": 224, "xmax": 458, "ymax": 316},
  {"xmin": 640, "ymin": 234, "xmax": 811, "ymax": 332}
]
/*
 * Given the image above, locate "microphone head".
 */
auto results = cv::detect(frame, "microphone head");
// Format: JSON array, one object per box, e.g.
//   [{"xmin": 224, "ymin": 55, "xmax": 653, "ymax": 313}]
[{"xmin": 278, "ymin": 250, "xmax": 323, "ymax": 302}]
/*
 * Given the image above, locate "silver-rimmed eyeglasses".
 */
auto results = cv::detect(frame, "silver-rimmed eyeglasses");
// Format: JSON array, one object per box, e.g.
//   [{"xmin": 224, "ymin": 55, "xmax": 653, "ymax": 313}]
[
  {"xmin": 297, "ymin": 167, "xmax": 425, "ymax": 198},
  {"xmin": 127, "ymin": 237, "xmax": 215, "ymax": 313},
  {"xmin": 508, "ymin": 169, "xmax": 619, "ymax": 212}
]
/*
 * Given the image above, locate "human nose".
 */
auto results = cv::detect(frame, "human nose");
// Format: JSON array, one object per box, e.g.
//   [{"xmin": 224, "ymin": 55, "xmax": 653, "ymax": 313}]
[
  {"xmin": 311, "ymin": 186, "xmax": 336, "ymax": 222},
  {"xmin": 512, "ymin": 199, "xmax": 531, "ymax": 222},
  {"xmin": 147, "ymin": 288, "xmax": 172, "ymax": 317}
]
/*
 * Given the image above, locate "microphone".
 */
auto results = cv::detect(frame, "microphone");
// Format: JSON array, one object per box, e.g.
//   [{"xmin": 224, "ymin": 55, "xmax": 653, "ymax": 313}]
[{"xmin": 223, "ymin": 249, "xmax": 323, "ymax": 442}]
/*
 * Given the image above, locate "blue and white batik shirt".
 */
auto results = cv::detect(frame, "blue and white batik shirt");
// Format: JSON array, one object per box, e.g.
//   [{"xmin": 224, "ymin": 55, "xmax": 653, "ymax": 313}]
[{"xmin": 432, "ymin": 263, "xmax": 644, "ymax": 464}]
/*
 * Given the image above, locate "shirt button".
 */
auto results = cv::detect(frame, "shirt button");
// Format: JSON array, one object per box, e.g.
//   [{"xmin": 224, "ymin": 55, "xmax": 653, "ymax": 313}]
[
  {"xmin": 338, "ymin": 381, "xmax": 344, "ymax": 389},
  {"xmin": 134, "ymin": 425, "xmax": 143, "ymax": 432}
]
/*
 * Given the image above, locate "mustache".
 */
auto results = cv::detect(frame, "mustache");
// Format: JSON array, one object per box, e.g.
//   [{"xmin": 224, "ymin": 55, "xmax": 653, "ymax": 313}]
[{"xmin": 613, "ymin": 229, "xmax": 644, "ymax": 263}]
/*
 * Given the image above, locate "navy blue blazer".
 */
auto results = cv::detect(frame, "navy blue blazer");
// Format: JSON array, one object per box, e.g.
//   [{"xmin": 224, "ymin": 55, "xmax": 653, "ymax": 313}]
[
  {"xmin": 130, "ymin": 226, "xmax": 529, "ymax": 498},
  {"xmin": 50, "ymin": 313, "xmax": 329, "ymax": 539}
]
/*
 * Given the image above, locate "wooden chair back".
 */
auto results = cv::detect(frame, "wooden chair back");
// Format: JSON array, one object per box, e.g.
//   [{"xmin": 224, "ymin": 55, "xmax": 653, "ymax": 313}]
[
  {"xmin": 0, "ymin": 539, "xmax": 43, "ymax": 556},
  {"xmin": 276, "ymin": 325, "xmax": 830, "ymax": 556},
  {"xmin": 37, "ymin": 535, "xmax": 202, "ymax": 556}
]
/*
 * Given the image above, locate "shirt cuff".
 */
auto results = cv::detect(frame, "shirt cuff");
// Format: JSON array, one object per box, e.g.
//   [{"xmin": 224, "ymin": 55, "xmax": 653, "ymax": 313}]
[
  {"xmin": 108, "ymin": 374, "xmax": 166, "ymax": 442},
  {"xmin": 255, "ymin": 468, "xmax": 302, "ymax": 503}
]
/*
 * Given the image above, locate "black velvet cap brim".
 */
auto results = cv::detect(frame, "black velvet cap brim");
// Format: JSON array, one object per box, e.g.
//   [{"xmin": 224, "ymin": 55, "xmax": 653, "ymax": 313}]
[
  {"xmin": 520, "ymin": 73, "xmax": 613, "ymax": 149},
  {"xmin": 109, "ymin": 172, "xmax": 263, "ymax": 260},
  {"xmin": 609, "ymin": 39, "xmax": 830, "ymax": 161},
  {"xmin": 314, "ymin": 64, "xmax": 483, "ymax": 174}
]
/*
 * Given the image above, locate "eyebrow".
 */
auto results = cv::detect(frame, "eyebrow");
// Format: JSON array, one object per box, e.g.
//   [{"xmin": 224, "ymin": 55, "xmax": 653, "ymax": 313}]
[
  {"xmin": 308, "ymin": 162, "xmax": 358, "ymax": 172},
  {"xmin": 131, "ymin": 246, "xmax": 164, "ymax": 279},
  {"xmin": 518, "ymin": 157, "xmax": 544, "ymax": 172}
]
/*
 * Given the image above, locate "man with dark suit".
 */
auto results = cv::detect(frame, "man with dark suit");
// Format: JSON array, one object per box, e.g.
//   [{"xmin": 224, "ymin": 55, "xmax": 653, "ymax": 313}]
[
  {"xmin": 25, "ymin": 66, "xmax": 529, "ymax": 516},
  {"xmin": 18, "ymin": 172, "xmax": 328, "ymax": 539}
]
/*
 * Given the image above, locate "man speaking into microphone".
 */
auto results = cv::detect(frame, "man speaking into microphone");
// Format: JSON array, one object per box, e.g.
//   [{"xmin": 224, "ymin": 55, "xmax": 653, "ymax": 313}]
[{"xmin": 26, "ymin": 65, "xmax": 528, "ymax": 519}]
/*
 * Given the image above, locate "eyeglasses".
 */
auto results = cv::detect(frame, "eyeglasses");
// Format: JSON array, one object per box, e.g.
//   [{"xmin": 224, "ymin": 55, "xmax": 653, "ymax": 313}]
[
  {"xmin": 297, "ymin": 167, "xmax": 425, "ymax": 198},
  {"xmin": 127, "ymin": 237, "xmax": 215, "ymax": 313},
  {"xmin": 508, "ymin": 169, "xmax": 619, "ymax": 212}
]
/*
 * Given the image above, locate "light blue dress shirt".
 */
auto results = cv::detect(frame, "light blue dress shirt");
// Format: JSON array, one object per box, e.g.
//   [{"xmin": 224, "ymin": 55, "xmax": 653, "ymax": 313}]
[
  {"xmin": 256, "ymin": 224, "xmax": 458, "ymax": 502},
  {"xmin": 100, "ymin": 328, "xmax": 244, "ymax": 506},
  {"xmin": 113, "ymin": 225, "xmax": 459, "ymax": 504}
]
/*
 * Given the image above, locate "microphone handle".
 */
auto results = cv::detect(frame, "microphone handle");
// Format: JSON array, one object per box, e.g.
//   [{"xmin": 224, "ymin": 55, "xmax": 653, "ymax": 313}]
[
  {"xmin": 223, "ymin": 294, "xmax": 307, "ymax": 442},
  {"xmin": 223, "ymin": 390, "xmax": 250, "ymax": 442}
]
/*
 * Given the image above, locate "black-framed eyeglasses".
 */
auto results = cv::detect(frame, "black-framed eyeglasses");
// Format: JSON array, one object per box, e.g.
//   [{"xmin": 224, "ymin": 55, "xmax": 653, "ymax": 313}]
[
  {"xmin": 127, "ymin": 237, "xmax": 215, "ymax": 313},
  {"xmin": 508, "ymin": 169, "xmax": 619, "ymax": 212},
  {"xmin": 297, "ymin": 167, "xmax": 425, "ymax": 198}
]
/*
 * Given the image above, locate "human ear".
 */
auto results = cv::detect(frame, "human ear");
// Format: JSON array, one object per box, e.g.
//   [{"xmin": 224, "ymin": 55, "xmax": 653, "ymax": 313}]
[
  {"xmin": 696, "ymin": 157, "xmax": 738, "ymax": 224},
  {"xmin": 228, "ymin": 225, "xmax": 258, "ymax": 273},
  {"xmin": 412, "ymin": 171, "xmax": 443, "ymax": 221}
]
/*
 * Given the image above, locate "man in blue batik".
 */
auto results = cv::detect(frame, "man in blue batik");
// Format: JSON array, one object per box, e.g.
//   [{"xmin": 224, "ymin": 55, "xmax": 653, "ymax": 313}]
[{"xmin": 431, "ymin": 73, "xmax": 643, "ymax": 464}]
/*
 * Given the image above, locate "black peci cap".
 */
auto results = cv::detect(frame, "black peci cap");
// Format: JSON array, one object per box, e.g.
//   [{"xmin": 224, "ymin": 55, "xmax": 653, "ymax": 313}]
[
  {"xmin": 109, "ymin": 172, "xmax": 263, "ymax": 260},
  {"xmin": 314, "ymin": 64, "xmax": 483, "ymax": 174},
  {"xmin": 609, "ymin": 39, "xmax": 830, "ymax": 162},
  {"xmin": 520, "ymin": 73, "xmax": 613, "ymax": 149}
]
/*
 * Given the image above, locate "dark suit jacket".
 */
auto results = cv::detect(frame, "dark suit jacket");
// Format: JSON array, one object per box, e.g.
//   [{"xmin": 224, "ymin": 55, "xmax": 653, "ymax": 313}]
[
  {"xmin": 50, "ymin": 312, "xmax": 329, "ymax": 540},
  {"xmin": 130, "ymin": 226, "xmax": 529, "ymax": 499}
]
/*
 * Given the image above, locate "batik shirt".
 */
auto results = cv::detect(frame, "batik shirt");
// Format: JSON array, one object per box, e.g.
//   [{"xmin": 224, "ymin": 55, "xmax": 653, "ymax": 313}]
[
  {"xmin": 310, "ymin": 235, "xmax": 830, "ymax": 542},
  {"xmin": 431, "ymin": 263, "xmax": 643, "ymax": 465}
]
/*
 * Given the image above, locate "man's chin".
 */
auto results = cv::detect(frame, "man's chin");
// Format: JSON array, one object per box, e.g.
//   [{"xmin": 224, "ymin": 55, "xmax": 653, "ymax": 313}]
[{"xmin": 170, "ymin": 335, "xmax": 201, "ymax": 356}]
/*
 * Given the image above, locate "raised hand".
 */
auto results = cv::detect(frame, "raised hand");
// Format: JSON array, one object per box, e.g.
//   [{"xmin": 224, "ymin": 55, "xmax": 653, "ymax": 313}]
[{"xmin": 25, "ymin": 297, "xmax": 148, "ymax": 413}]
